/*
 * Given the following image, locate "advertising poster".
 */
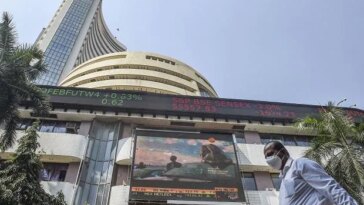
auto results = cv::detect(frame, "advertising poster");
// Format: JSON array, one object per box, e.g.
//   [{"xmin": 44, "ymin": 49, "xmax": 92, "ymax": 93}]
[{"xmin": 129, "ymin": 130, "xmax": 245, "ymax": 203}]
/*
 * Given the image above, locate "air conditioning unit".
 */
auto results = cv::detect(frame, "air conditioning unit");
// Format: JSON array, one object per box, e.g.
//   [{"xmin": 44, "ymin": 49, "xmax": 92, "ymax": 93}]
[{"xmin": 65, "ymin": 122, "xmax": 78, "ymax": 133}]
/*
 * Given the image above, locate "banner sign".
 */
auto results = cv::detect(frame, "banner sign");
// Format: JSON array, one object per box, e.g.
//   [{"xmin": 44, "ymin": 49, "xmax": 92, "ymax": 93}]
[
  {"xmin": 39, "ymin": 86, "xmax": 364, "ymax": 122},
  {"xmin": 129, "ymin": 130, "xmax": 245, "ymax": 203}
]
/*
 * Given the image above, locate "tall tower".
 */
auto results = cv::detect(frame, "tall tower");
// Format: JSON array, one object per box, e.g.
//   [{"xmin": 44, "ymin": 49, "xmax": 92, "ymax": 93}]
[{"xmin": 35, "ymin": 0, "xmax": 126, "ymax": 85}]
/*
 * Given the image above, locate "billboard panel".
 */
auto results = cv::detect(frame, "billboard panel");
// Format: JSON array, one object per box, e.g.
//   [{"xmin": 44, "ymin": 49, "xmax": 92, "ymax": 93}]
[{"xmin": 129, "ymin": 130, "xmax": 245, "ymax": 203}]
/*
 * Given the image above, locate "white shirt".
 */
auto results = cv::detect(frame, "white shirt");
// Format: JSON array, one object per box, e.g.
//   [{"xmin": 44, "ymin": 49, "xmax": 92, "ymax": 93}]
[{"xmin": 279, "ymin": 157, "xmax": 358, "ymax": 205}]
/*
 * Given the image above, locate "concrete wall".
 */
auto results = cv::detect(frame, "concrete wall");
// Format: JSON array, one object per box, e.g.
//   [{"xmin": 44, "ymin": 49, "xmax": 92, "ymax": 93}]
[
  {"xmin": 237, "ymin": 143, "xmax": 307, "ymax": 172},
  {"xmin": 115, "ymin": 137, "xmax": 133, "ymax": 165},
  {"xmin": 59, "ymin": 52, "xmax": 217, "ymax": 97},
  {"xmin": 109, "ymin": 185, "xmax": 129, "ymax": 205},
  {"xmin": 65, "ymin": 162, "xmax": 80, "ymax": 183},
  {"xmin": 78, "ymin": 121, "xmax": 92, "ymax": 137},
  {"xmin": 121, "ymin": 124, "xmax": 133, "ymax": 139},
  {"xmin": 114, "ymin": 165, "xmax": 131, "ymax": 186},
  {"xmin": 245, "ymin": 131, "xmax": 261, "ymax": 144},
  {"xmin": 254, "ymin": 172, "xmax": 274, "ymax": 191},
  {"xmin": 0, "ymin": 131, "xmax": 87, "ymax": 163}
]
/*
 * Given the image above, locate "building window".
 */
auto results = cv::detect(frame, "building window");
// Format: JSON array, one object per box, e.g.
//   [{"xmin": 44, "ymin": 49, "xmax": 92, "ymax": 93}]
[
  {"xmin": 295, "ymin": 136, "xmax": 310, "ymax": 146},
  {"xmin": 271, "ymin": 173, "xmax": 282, "ymax": 191},
  {"xmin": 260, "ymin": 134, "xmax": 311, "ymax": 147},
  {"xmin": 199, "ymin": 88, "xmax": 211, "ymax": 97},
  {"xmin": 16, "ymin": 119, "xmax": 33, "ymax": 130},
  {"xmin": 242, "ymin": 172, "xmax": 257, "ymax": 190},
  {"xmin": 40, "ymin": 121, "xmax": 56, "ymax": 132},
  {"xmin": 283, "ymin": 135, "xmax": 296, "ymax": 146},
  {"xmin": 40, "ymin": 163, "xmax": 68, "ymax": 182},
  {"xmin": 260, "ymin": 134, "xmax": 283, "ymax": 145},
  {"xmin": 16, "ymin": 119, "xmax": 80, "ymax": 134}
]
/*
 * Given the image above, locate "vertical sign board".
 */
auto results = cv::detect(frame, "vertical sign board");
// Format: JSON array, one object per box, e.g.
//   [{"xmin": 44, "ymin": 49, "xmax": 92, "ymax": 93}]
[{"xmin": 129, "ymin": 130, "xmax": 245, "ymax": 203}]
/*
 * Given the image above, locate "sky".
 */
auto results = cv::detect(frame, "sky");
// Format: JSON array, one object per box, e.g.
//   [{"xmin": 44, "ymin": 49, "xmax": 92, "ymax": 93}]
[{"xmin": 1, "ymin": 0, "xmax": 363, "ymax": 109}]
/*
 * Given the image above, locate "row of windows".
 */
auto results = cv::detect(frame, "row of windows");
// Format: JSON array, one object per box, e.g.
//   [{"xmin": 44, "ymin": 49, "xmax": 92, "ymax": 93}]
[
  {"xmin": 16, "ymin": 119, "xmax": 80, "ymax": 134},
  {"xmin": 40, "ymin": 163, "xmax": 68, "ymax": 182},
  {"xmin": 146, "ymin": 55, "xmax": 176, "ymax": 65},
  {"xmin": 235, "ymin": 133, "xmax": 312, "ymax": 146},
  {"xmin": 260, "ymin": 134, "xmax": 311, "ymax": 146},
  {"xmin": 65, "ymin": 63, "xmax": 192, "ymax": 86},
  {"xmin": 242, "ymin": 172, "xmax": 281, "ymax": 191},
  {"xmin": 199, "ymin": 87, "xmax": 212, "ymax": 97},
  {"xmin": 73, "ymin": 73, "xmax": 196, "ymax": 93},
  {"xmin": 0, "ymin": 161, "xmax": 68, "ymax": 182}
]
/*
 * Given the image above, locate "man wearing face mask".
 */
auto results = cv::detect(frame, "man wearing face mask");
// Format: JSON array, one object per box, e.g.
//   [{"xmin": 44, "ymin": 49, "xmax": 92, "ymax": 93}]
[{"xmin": 263, "ymin": 141, "xmax": 358, "ymax": 205}]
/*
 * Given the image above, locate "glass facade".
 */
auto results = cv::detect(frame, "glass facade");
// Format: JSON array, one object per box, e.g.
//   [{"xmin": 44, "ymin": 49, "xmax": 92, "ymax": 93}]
[
  {"xmin": 74, "ymin": 120, "xmax": 121, "ymax": 205},
  {"xmin": 36, "ymin": 0, "xmax": 95, "ymax": 85}
]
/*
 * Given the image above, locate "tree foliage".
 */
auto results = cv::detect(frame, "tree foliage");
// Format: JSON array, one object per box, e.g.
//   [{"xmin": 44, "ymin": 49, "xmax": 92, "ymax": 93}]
[
  {"xmin": 0, "ymin": 12, "xmax": 48, "ymax": 151},
  {"xmin": 296, "ymin": 101, "xmax": 364, "ymax": 204},
  {"xmin": 0, "ymin": 121, "xmax": 66, "ymax": 205}
]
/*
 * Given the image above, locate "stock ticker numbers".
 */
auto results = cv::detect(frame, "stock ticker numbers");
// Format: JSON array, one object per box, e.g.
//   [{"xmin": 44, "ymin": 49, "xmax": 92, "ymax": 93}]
[
  {"xmin": 172, "ymin": 97, "xmax": 218, "ymax": 112},
  {"xmin": 171, "ymin": 97, "xmax": 297, "ymax": 119},
  {"xmin": 100, "ymin": 92, "xmax": 143, "ymax": 106},
  {"xmin": 254, "ymin": 103, "xmax": 297, "ymax": 118},
  {"xmin": 41, "ymin": 87, "xmax": 143, "ymax": 107}
]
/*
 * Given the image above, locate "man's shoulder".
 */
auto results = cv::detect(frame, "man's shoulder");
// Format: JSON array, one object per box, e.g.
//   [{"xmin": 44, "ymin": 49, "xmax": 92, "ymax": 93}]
[
  {"xmin": 292, "ymin": 157, "xmax": 320, "ymax": 170},
  {"xmin": 292, "ymin": 157, "xmax": 316, "ymax": 166}
]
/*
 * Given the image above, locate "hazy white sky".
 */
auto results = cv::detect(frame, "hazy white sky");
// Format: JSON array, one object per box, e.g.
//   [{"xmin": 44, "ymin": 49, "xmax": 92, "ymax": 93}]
[{"xmin": 1, "ymin": 0, "xmax": 363, "ymax": 109}]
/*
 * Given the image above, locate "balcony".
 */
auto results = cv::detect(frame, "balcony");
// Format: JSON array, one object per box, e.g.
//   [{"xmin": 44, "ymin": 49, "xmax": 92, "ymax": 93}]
[
  {"xmin": 0, "ymin": 131, "xmax": 87, "ymax": 163},
  {"xmin": 236, "ymin": 144, "xmax": 307, "ymax": 172},
  {"xmin": 41, "ymin": 181, "xmax": 75, "ymax": 204},
  {"xmin": 115, "ymin": 137, "xmax": 133, "ymax": 165}
]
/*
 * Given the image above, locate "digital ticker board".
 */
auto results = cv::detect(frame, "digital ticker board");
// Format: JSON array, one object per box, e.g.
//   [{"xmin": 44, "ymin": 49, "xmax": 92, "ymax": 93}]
[{"xmin": 39, "ymin": 86, "xmax": 364, "ymax": 122}]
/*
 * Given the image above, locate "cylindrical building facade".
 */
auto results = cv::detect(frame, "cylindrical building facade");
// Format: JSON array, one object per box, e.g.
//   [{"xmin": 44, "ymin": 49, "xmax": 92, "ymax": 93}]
[{"xmin": 60, "ymin": 52, "xmax": 218, "ymax": 97}]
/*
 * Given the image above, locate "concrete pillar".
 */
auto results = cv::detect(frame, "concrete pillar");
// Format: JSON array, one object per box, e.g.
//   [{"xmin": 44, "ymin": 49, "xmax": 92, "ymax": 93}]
[
  {"xmin": 121, "ymin": 124, "xmax": 133, "ymax": 139},
  {"xmin": 115, "ymin": 165, "xmax": 131, "ymax": 186},
  {"xmin": 254, "ymin": 171, "xmax": 274, "ymax": 191},
  {"xmin": 78, "ymin": 121, "xmax": 91, "ymax": 136},
  {"xmin": 244, "ymin": 131, "xmax": 261, "ymax": 144},
  {"xmin": 65, "ymin": 162, "xmax": 80, "ymax": 183}
]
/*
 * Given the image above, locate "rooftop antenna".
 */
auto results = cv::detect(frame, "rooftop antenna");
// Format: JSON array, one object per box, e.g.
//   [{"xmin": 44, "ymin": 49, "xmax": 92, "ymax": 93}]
[{"xmin": 337, "ymin": 98, "xmax": 347, "ymax": 106}]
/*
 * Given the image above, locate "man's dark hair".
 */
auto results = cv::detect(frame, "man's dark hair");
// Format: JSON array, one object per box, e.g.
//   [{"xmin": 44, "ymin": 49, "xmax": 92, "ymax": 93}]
[{"xmin": 264, "ymin": 140, "xmax": 285, "ymax": 151}]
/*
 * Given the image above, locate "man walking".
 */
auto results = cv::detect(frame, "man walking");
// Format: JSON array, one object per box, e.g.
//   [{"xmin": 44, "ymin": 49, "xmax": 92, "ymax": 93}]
[{"xmin": 263, "ymin": 141, "xmax": 358, "ymax": 205}]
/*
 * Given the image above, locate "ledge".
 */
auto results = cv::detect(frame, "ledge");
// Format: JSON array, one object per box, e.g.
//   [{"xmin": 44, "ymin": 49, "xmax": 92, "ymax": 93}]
[{"xmin": 0, "ymin": 131, "xmax": 87, "ymax": 163}]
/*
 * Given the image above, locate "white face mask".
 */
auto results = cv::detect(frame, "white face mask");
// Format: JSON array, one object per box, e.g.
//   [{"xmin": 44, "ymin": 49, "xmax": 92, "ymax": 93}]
[{"xmin": 266, "ymin": 149, "xmax": 283, "ymax": 170}]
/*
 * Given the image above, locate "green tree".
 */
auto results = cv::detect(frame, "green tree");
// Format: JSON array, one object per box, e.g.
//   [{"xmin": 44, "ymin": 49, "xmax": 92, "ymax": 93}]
[
  {"xmin": 296, "ymin": 101, "xmax": 364, "ymax": 204},
  {"xmin": 0, "ymin": 12, "xmax": 48, "ymax": 151},
  {"xmin": 0, "ymin": 121, "xmax": 66, "ymax": 205}
]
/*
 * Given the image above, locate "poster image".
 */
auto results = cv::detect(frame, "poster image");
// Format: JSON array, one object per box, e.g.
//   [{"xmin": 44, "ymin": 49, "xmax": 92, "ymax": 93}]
[{"xmin": 130, "ymin": 130, "xmax": 245, "ymax": 203}]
